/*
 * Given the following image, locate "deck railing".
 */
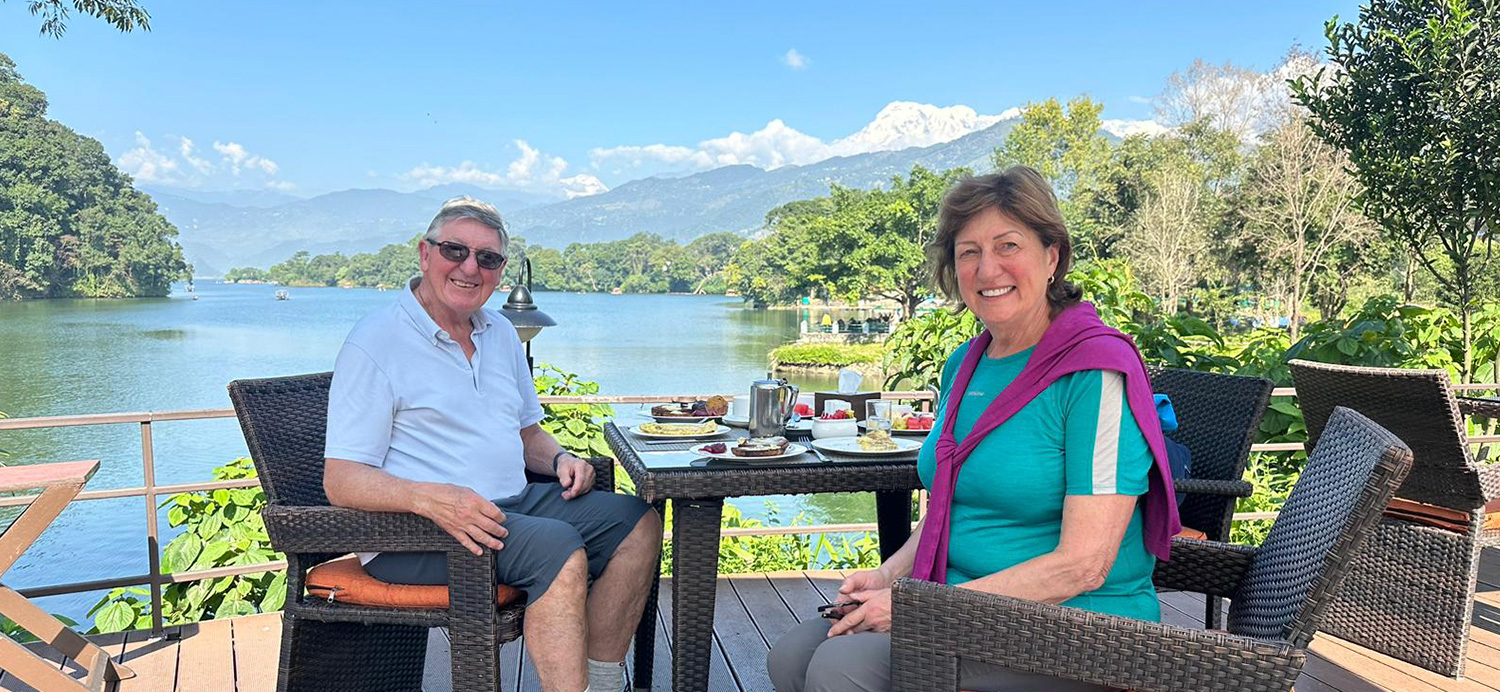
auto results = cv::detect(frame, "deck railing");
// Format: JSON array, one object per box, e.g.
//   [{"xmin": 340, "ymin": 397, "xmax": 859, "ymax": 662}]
[{"xmin": 1, "ymin": 385, "xmax": 1496, "ymax": 632}]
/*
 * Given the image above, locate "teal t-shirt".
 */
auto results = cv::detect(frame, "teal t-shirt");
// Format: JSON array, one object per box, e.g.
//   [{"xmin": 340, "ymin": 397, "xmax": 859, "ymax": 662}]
[{"xmin": 916, "ymin": 342, "xmax": 1161, "ymax": 622}]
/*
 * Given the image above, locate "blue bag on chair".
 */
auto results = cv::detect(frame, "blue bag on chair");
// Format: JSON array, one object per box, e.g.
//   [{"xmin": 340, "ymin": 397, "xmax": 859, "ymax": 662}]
[{"xmin": 1155, "ymin": 394, "xmax": 1191, "ymax": 505}]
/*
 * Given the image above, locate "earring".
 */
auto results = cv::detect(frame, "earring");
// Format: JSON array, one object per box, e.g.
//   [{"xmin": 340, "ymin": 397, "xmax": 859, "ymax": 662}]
[{"xmin": 1048, "ymin": 275, "xmax": 1055, "ymax": 284}]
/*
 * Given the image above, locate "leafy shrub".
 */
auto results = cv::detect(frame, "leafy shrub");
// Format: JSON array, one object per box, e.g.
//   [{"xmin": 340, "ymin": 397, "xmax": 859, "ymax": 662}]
[
  {"xmin": 770, "ymin": 343, "xmax": 884, "ymax": 368},
  {"xmin": 881, "ymin": 309, "xmax": 981, "ymax": 391},
  {"xmin": 533, "ymin": 363, "xmax": 616, "ymax": 460},
  {"xmin": 89, "ymin": 457, "xmax": 284, "ymax": 633}
]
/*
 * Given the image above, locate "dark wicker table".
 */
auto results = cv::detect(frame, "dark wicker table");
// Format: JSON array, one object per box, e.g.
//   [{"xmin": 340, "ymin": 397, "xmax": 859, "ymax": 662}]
[{"xmin": 605, "ymin": 421, "xmax": 923, "ymax": 692}]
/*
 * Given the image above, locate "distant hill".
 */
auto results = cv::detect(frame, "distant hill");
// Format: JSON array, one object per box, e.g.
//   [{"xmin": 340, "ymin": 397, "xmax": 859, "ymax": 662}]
[
  {"xmin": 507, "ymin": 118, "xmax": 1015, "ymax": 247},
  {"xmin": 152, "ymin": 117, "xmax": 1015, "ymax": 275}
]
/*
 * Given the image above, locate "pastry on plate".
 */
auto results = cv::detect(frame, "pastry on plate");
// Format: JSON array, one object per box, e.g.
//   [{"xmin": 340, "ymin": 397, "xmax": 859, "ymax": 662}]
[{"xmin": 731, "ymin": 436, "xmax": 790, "ymax": 457}]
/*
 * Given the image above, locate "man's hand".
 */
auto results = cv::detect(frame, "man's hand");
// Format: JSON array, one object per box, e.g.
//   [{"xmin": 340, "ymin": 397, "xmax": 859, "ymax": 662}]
[
  {"xmin": 826, "ymin": 588, "xmax": 893, "ymax": 637},
  {"xmin": 556, "ymin": 455, "xmax": 595, "ymax": 500},
  {"xmin": 414, "ymin": 484, "xmax": 508, "ymax": 556}
]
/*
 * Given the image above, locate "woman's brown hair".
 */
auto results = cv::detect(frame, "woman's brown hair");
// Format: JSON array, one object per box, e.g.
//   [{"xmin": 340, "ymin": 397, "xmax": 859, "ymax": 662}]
[{"xmin": 925, "ymin": 166, "xmax": 1081, "ymax": 314}]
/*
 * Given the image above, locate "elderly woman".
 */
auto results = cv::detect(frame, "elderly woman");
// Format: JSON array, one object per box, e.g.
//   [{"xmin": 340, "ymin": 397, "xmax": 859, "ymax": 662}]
[{"xmin": 767, "ymin": 167, "xmax": 1179, "ymax": 692}]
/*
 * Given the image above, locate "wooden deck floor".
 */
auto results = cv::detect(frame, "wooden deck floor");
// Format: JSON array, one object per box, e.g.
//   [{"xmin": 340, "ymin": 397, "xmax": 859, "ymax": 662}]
[{"xmin": 8, "ymin": 558, "xmax": 1500, "ymax": 692}]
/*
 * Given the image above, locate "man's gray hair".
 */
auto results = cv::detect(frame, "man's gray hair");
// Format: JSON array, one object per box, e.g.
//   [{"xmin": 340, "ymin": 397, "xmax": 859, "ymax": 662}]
[{"xmin": 424, "ymin": 196, "xmax": 509, "ymax": 253}]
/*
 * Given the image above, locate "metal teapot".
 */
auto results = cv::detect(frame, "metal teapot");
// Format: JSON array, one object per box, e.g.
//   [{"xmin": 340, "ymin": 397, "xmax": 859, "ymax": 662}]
[{"xmin": 748, "ymin": 377, "xmax": 800, "ymax": 438}]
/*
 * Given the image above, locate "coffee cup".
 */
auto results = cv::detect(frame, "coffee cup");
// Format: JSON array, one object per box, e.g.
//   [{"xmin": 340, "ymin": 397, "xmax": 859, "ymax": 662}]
[{"xmin": 730, "ymin": 394, "xmax": 751, "ymax": 419}]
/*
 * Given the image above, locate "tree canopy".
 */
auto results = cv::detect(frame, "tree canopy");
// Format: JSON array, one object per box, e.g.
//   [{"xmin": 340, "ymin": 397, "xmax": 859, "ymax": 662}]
[
  {"xmin": 1293, "ymin": 0, "xmax": 1500, "ymax": 376},
  {"xmin": 0, "ymin": 53, "xmax": 189, "ymax": 299}
]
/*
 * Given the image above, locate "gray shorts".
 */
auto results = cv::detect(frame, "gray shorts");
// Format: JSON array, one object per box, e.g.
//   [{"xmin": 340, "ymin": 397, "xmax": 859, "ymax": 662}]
[{"xmin": 365, "ymin": 482, "xmax": 651, "ymax": 606}]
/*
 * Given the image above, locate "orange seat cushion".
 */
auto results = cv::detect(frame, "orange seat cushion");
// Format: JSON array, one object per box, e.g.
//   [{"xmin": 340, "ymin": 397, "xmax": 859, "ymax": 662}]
[
  {"xmin": 306, "ymin": 555, "xmax": 524, "ymax": 608},
  {"xmin": 1174, "ymin": 527, "xmax": 1208, "ymax": 540}
]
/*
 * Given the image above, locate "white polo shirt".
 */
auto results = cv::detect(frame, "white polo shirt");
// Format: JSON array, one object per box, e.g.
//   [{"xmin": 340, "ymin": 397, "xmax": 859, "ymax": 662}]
[{"xmin": 325, "ymin": 278, "xmax": 545, "ymax": 508}]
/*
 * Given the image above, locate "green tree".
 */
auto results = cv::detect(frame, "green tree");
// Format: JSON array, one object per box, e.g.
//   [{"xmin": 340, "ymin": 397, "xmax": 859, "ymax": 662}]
[
  {"xmin": 9, "ymin": 0, "xmax": 150, "ymax": 38},
  {"xmin": 1237, "ymin": 114, "xmax": 1374, "ymax": 338},
  {"xmin": 0, "ymin": 53, "xmax": 190, "ymax": 299},
  {"xmin": 1292, "ymin": 0, "xmax": 1500, "ymax": 378},
  {"xmin": 992, "ymin": 97, "xmax": 1115, "ymax": 258}
]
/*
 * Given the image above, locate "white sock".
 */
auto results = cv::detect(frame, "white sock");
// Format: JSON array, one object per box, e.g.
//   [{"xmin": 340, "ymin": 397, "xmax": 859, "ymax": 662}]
[{"xmin": 587, "ymin": 658, "xmax": 626, "ymax": 692}]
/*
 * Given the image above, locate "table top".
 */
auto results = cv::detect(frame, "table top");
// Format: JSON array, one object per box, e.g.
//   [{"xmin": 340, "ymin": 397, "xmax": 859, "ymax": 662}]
[
  {"xmin": 0, "ymin": 459, "xmax": 98, "ymax": 493},
  {"xmin": 605, "ymin": 421, "xmax": 923, "ymax": 502}
]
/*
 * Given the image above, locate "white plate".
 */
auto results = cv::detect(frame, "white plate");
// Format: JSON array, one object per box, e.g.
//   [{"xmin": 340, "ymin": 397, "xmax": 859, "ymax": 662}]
[
  {"xmin": 718, "ymin": 416, "xmax": 810, "ymax": 433},
  {"xmin": 858, "ymin": 421, "xmax": 932, "ymax": 436},
  {"xmin": 811, "ymin": 436, "xmax": 922, "ymax": 456},
  {"xmin": 629, "ymin": 423, "xmax": 729, "ymax": 440},
  {"xmin": 691, "ymin": 442, "xmax": 808, "ymax": 461}
]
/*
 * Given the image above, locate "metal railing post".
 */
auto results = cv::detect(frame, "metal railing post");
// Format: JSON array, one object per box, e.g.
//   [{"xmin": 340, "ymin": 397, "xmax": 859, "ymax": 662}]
[{"xmin": 140, "ymin": 420, "xmax": 164, "ymax": 633}]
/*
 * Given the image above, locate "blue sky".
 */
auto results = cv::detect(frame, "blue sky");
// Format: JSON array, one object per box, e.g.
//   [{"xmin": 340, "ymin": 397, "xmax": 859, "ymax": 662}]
[{"xmin": 0, "ymin": 1, "xmax": 1360, "ymax": 197}]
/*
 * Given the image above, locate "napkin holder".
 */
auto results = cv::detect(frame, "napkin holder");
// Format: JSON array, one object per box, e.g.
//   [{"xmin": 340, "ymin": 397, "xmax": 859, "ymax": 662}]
[{"xmin": 813, "ymin": 391, "xmax": 881, "ymax": 422}]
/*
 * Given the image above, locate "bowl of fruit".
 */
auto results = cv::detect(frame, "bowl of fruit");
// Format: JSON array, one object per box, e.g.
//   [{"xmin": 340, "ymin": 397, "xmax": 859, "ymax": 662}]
[
  {"xmin": 891, "ymin": 411, "xmax": 936, "ymax": 435},
  {"xmin": 811, "ymin": 408, "xmax": 859, "ymax": 439}
]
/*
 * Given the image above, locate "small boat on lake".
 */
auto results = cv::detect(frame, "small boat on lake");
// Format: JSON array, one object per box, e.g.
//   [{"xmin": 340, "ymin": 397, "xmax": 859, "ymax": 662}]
[{"xmin": 275, "ymin": 290, "xmax": 290, "ymax": 301}]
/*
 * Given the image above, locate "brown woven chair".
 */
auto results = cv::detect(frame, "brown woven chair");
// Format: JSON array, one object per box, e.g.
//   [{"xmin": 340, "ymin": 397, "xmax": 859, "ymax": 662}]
[
  {"xmin": 1289, "ymin": 359, "xmax": 1500, "ymax": 677},
  {"xmin": 890, "ymin": 406, "xmax": 1412, "ymax": 692},
  {"xmin": 228, "ymin": 372, "xmax": 644, "ymax": 692},
  {"xmin": 1147, "ymin": 367, "xmax": 1273, "ymax": 627}
]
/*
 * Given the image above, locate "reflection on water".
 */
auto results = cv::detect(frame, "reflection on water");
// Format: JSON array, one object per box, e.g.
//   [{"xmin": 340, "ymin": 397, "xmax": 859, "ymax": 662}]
[{"xmin": 0, "ymin": 283, "xmax": 892, "ymax": 622}]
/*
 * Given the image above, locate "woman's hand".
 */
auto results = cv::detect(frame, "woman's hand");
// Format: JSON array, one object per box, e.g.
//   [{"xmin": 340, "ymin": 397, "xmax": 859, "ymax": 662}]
[
  {"xmin": 826, "ymin": 588, "xmax": 893, "ymax": 637},
  {"xmin": 838, "ymin": 568, "xmax": 894, "ymax": 598}
]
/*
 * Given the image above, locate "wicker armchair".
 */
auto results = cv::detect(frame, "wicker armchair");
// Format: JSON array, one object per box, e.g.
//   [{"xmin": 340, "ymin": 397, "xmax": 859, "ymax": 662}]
[
  {"xmin": 1289, "ymin": 359, "xmax": 1500, "ymax": 677},
  {"xmin": 1147, "ymin": 367, "xmax": 1273, "ymax": 627},
  {"xmin": 890, "ymin": 406, "xmax": 1412, "ymax": 692},
  {"xmin": 228, "ymin": 372, "xmax": 631, "ymax": 692}
]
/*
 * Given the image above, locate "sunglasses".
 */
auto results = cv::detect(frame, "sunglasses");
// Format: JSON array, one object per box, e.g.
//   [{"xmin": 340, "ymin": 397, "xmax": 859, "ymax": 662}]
[{"xmin": 426, "ymin": 239, "xmax": 506, "ymax": 270}]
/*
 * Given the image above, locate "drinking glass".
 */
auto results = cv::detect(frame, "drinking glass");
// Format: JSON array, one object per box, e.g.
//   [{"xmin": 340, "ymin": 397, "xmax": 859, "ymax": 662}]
[{"xmin": 866, "ymin": 400, "xmax": 893, "ymax": 434}]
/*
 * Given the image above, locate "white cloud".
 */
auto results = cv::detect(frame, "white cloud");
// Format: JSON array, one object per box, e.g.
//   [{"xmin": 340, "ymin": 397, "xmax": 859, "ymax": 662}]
[
  {"xmin": 179, "ymin": 137, "xmax": 212, "ymax": 173},
  {"xmin": 213, "ymin": 141, "xmax": 279, "ymax": 176},
  {"xmin": 264, "ymin": 180, "xmax": 297, "ymax": 192},
  {"xmin": 117, "ymin": 132, "xmax": 182, "ymax": 183},
  {"xmin": 783, "ymin": 48, "xmax": 809, "ymax": 70},
  {"xmin": 1128, "ymin": 95, "xmax": 1152, "ymax": 105},
  {"xmin": 401, "ymin": 139, "xmax": 609, "ymax": 199},
  {"xmin": 1101, "ymin": 119, "xmax": 1170, "ymax": 138},
  {"xmin": 590, "ymin": 101, "xmax": 1014, "ymax": 175}
]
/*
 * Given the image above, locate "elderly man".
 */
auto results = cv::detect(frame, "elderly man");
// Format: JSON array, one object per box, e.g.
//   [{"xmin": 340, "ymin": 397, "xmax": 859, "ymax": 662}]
[{"xmin": 323, "ymin": 196, "xmax": 662, "ymax": 692}]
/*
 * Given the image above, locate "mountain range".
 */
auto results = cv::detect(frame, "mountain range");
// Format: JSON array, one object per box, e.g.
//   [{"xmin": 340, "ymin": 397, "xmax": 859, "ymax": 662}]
[{"xmin": 146, "ymin": 116, "xmax": 1017, "ymax": 277}]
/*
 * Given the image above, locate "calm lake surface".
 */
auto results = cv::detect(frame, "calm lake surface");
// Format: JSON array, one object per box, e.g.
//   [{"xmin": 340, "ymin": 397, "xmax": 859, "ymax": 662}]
[{"xmin": 0, "ymin": 282, "xmax": 887, "ymax": 623}]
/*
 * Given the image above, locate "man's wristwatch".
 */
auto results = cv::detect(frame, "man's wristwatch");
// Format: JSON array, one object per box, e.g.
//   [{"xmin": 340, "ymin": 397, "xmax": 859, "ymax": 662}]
[{"xmin": 551, "ymin": 450, "xmax": 571, "ymax": 474}]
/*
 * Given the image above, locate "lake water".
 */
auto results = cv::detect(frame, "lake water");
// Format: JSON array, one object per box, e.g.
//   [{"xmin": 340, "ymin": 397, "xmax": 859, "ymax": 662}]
[{"xmin": 0, "ymin": 282, "xmax": 887, "ymax": 624}]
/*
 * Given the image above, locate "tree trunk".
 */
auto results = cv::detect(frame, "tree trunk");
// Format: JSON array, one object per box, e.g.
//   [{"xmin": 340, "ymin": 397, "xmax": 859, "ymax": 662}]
[{"xmin": 1289, "ymin": 283, "xmax": 1302, "ymax": 340}]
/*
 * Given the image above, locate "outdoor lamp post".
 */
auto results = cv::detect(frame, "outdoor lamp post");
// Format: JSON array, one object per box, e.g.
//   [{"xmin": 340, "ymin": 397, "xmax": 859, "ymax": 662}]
[{"xmin": 499, "ymin": 257, "xmax": 557, "ymax": 372}]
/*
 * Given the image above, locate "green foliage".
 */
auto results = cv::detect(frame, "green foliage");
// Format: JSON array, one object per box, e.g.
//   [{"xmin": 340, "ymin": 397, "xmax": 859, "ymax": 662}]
[
  {"xmin": 1285, "ymin": 295, "xmax": 1464, "ymax": 375},
  {"xmin": 0, "ymin": 613, "xmax": 75, "ymax": 644},
  {"xmin": 88, "ymin": 458, "xmax": 283, "ymax": 633},
  {"xmin": 1293, "ymin": 0, "xmax": 1500, "ymax": 376},
  {"xmin": 728, "ymin": 167, "xmax": 964, "ymax": 316},
  {"xmin": 15, "ymin": 0, "xmax": 151, "ymax": 39},
  {"xmin": 881, "ymin": 309, "xmax": 982, "ymax": 391},
  {"xmin": 222, "ymin": 266, "xmax": 268, "ymax": 282},
  {"xmin": 769, "ymin": 343, "xmax": 883, "ymax": 368},
  {"xmin": 658, "ymin": 502, "xmax": 881, "ymax": 576},
  {"xmin": 533, "ymin": 363, "xmax": 615, "ymax": 460},
  {"xmin": 0, "ymin": 53, "xmax": 190, "ymax": 299}
]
